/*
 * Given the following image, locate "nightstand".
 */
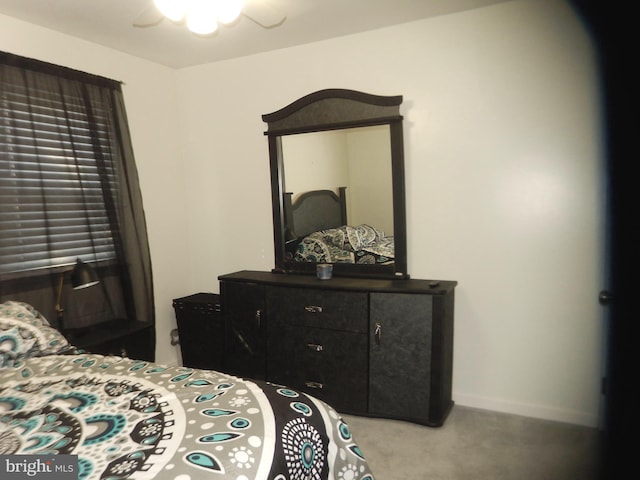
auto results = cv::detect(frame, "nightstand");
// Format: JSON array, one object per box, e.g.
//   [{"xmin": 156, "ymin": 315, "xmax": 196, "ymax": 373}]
[{"xmin": 64, "ymin": 319, "xmax": 155, "ymax": 361}]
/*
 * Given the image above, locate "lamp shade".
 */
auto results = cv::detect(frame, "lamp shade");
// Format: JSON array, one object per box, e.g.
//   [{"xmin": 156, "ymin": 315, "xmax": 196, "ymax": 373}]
[{"xmin": 71, "ymin": 259, "xmax": 100, "ymax": 289}]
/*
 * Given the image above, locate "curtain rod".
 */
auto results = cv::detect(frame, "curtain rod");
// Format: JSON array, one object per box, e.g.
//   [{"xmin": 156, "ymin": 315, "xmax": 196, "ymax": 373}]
[{"xmin": 1, "ymin": 50, "xmax": 123, "ymax": 89}]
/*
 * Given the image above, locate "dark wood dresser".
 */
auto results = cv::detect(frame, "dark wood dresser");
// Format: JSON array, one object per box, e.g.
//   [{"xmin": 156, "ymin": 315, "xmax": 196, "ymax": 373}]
[{"xmin": 218, "ymin": 270, "xmax": 456, "ymax": 426}]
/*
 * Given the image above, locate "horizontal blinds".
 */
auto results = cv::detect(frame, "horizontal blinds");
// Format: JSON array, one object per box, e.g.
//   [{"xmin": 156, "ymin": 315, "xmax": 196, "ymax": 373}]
[{"xmin": 0, "ymin": 64, "xmax": 118, "ymax": 276}]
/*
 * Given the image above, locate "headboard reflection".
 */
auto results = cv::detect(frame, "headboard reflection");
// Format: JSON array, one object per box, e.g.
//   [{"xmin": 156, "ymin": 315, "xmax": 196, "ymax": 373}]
[
  {"xmin": 284, "ymin": 187, "xmax": 395, "ymax": 266},
  {"xmin": 284, "ymin": 187, "xmax": 347, "ymax": 238}
]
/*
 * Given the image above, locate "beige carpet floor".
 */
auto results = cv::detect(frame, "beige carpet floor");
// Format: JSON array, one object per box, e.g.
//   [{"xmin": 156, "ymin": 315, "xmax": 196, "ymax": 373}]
[{"xmin": 342, "ymin": 405, "xmax": 601, "ymax": 480}]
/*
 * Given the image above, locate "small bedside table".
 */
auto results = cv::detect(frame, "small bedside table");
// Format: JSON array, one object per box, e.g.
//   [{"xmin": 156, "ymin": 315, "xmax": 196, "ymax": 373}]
[{"xmin": 64, "ymin": 319, "xmax": 155, "ymax": 361}]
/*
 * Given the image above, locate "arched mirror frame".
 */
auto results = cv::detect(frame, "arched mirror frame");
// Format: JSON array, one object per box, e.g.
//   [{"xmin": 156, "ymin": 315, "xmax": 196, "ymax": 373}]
[{"xmin": 263, "ymin": 89, "xmax": 408, "ymax": 279}]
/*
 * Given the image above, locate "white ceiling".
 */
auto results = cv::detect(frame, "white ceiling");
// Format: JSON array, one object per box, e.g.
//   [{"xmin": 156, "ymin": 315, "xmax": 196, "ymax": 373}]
[{"xmin": 0, "ymin": 0, "xmax": 509, "ymax": 69}]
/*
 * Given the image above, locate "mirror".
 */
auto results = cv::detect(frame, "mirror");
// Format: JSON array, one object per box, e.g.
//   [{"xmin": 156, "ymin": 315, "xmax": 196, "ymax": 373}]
[{"xmin": 263, "ymin": 89, "xmax": 408, "ymax": 279}]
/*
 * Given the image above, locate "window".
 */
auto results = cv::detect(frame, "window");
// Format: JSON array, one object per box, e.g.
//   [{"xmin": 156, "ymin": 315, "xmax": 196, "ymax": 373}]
[
  {"xmin": 1, "ymin": 67, "xmax": 118, "ymax": 277},
  {"xmin": 0, "ymin": 51, "xmax": 154, "ymax": 336}
]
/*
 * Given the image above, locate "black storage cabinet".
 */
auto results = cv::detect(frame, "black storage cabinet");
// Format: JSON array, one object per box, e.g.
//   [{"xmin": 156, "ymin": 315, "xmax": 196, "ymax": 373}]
[{"xmin": 172, "ymin": 293, "xmax": 223, "ymax": 371}]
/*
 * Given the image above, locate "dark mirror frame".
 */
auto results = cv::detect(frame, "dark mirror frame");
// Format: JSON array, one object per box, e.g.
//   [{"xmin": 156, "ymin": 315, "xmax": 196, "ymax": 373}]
[{"xmin": 262, "ymin": 89, "xmax": 408, "ymax": 279}]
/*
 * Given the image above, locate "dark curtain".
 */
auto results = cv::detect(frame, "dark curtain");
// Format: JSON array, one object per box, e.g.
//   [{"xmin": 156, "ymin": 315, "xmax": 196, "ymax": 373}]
[{"xmin": 0, "ymin": 51, "xmax": 154, "ymax": 335}]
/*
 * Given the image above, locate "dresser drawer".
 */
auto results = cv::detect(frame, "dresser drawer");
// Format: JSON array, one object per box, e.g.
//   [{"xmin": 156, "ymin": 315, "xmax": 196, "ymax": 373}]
[
  {"xmin": 268, "ymin": 325, "xmax": 368, "ymax": 412},
  {"xmin": 267, "ymin": 286, "xmax": 368, "ymax": 333}
]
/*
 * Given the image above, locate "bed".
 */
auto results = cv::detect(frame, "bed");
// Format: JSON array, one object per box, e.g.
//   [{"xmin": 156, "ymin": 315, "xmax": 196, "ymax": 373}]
[
  {"xmin": 284, "ymin": 189, "xmax": 394, "ymax": 265},
  {"xmin": 0, "ymin": 301, "xmax": 375, "ymax": 480}
]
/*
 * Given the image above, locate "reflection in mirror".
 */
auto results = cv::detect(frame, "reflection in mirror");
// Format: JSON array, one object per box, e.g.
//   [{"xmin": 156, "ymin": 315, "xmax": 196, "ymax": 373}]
[
  {"xmin": 282, "ymin": 126, "xmax": 395, "ymax": 266},
  {"xmin": 263, "ymin": 89, "xmax": 408, "ymax": 279},
  {"xmin": 283, "ymin": 126, "xmax": 393, "ymax": 234}
]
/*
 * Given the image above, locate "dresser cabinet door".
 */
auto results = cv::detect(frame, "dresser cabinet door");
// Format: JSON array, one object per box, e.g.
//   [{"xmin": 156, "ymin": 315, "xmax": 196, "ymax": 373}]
[
  {"xmin": 221, "ymin": 281, "xmax": 266, "ymax": 379},
  {"xmin": 369, "ymin": 293, "xmax": 433, "ymax": 423}
]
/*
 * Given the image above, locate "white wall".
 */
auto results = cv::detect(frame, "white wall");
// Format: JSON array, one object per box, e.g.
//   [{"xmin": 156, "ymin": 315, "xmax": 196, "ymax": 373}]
[
  {"xmin": 176, "ymin": 0, "xmax": 605, "ymax": 426},
  {"xmin": 346, "ymin": 126, "xmax": 394, "ymax": 233},
  {"xmin": 1, "ymin": 0, "xmax": 605, "ymax": 427},
  {"xmin": 0, "ymin": 14, "xmax": 187, "ymax": 364},
  {"xmin": 282, "ymin": 130, "xmax": 349, "ymax": 195}
]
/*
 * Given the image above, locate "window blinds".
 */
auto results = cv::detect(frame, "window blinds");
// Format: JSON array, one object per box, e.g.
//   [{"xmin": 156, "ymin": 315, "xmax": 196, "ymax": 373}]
[{"xmin": 0, "ymin": 64, "xmax": 118, "ymax": 277}]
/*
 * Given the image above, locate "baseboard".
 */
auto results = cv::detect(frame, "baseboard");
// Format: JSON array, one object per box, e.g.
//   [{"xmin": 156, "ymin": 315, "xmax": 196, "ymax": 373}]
[{"xmin": 453, "ymin": 392, "xmax": 600, "ymax": 428}]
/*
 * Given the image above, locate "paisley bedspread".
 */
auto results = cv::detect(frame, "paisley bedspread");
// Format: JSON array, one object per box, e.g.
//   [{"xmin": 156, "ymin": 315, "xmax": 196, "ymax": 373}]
[
  {"xmin": 0, "ymin": 354, "xmax": 374, "ymax": 480},
  {"xmin": 294, "ymin": 224, "xmax": 394, "ymax": 265},
  {"xmin": 0, "ymin": 301, "xmax": 375, "ymax": 480}
]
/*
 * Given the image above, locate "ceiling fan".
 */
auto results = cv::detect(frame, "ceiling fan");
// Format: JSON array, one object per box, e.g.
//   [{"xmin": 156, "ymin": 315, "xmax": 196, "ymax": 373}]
[{"xmin": 133, "ymin": 0, "xmax": 286, "ymax": 35}]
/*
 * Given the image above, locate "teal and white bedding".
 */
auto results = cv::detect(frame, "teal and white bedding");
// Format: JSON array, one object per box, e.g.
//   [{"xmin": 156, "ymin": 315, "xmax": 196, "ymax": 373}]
[{"xmin": 0, "ymin": 301, "xmax": 375, "ymax": 479}]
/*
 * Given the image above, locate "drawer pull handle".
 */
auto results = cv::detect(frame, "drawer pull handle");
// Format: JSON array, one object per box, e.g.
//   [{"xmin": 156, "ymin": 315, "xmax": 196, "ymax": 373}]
[
  {"xmin": 305, "ymin": 381, "xmax": 324, "ymax": 389},
  {"xmin": 375, "ymin": 322, "xmax": 382, "ymax": 345},
  {"xmin": 304, "ymin": 305, "xmax": 323, "ymax": 313},
  {"xmin": 307, "ymin": 343, "xmax": 323, "ymax": 352}
]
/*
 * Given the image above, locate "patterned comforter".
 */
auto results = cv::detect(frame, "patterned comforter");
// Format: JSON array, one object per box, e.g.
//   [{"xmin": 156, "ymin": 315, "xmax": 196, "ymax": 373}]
[
  {"xmin": 294, "ymin": 224, "xmax": 394, "ymax": 265},
  {"xmin": 0, "ymin": 301, "xmax": 375, "ymax": 480}
]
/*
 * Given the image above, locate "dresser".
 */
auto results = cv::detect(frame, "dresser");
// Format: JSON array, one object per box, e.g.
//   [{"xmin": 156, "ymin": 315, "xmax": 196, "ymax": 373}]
[{"xmin": 218, "ymin": 270, "xmax": 456, "ymax": 426}]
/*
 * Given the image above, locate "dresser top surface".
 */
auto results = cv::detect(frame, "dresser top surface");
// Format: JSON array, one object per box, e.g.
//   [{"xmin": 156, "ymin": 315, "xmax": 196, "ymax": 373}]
[{"xmin": 218, "ymin": 270, "xmax": 457, "ymax": 294}]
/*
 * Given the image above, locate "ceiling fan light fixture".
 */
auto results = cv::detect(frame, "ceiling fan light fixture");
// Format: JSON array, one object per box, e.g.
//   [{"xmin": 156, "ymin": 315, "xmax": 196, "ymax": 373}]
[
  {"xmin": 217, "ymin": 0, "xmax": 244, "ymax": 25},
  {"xmin": 186, "ymin": 0, "xmax": 220, "ymax": 35},
  {"xmin": 153, "ymin": 0, "xmax": 187, "ymax": 22},
  {"xmin": 152, "ymin": 0, "xmax": 251, "ymax": 36}
]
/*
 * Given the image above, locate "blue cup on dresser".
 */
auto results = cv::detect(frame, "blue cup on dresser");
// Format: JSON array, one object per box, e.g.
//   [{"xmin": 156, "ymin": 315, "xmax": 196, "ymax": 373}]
[{"xmin": 316, "ymin": 263, "xmax": 333, "ymax": 280}]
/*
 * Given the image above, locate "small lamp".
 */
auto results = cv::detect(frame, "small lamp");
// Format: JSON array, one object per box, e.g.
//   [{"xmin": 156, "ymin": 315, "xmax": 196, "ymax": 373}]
[
  {"xmin": 71, "ymin": 259, "xmax": 100, "ymax": 290},
  {"xmin": 55, "ymin": 259, "xmax": 100, "ymax": 330}
]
